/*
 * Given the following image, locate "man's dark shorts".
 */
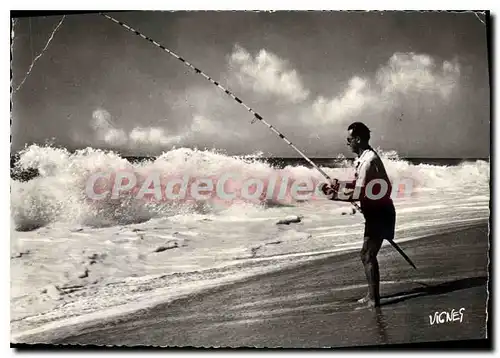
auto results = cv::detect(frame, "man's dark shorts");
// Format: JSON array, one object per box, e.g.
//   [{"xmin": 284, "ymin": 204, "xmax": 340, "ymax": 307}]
[{"xmin": 362, "ymin": 203, "xmax": 396, "ymax": 241}]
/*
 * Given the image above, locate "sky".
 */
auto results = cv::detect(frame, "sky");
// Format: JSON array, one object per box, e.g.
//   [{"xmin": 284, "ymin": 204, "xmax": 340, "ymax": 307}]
[{"xmin": 11, "ymin": 11, "xmax": 490, "ymax": 158}]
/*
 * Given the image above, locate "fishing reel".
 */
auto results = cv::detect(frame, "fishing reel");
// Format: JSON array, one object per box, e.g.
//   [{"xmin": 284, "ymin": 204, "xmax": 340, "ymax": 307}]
[{"xmin": 319, "ymin": 179, "xmax": 340, "ymax": 196}]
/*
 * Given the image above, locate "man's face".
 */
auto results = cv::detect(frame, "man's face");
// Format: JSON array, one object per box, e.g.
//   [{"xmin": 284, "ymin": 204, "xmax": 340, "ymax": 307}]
[{"xmin": 346, "ymin": 129, "xmax": 359, "ymax": 153}]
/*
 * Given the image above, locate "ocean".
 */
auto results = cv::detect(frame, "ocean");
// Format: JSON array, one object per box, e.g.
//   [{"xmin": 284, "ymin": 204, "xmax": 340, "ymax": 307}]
[
  {"xmin": 10, "ymin": 144, "xmax": 490, "ymax": 337},
  {"xmin": 10, "ymin": 152, "xmax": 489, "ymax": 181}
]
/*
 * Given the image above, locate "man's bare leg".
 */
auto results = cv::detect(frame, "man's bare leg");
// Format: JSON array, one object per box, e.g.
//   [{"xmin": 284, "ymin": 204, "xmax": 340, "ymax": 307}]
[{"xmin": 358, "ymin": 236, "xmax": 383, "ymax": 307}]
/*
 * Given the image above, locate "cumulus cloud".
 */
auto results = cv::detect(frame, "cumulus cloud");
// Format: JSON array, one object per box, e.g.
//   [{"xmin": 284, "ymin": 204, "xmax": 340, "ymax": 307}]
[
  {"xmin": 221, "ymin": 47, "xmax": 463, "ymax": 155},
  {"xmin": 90, "ymin": 107, "xmax": 245, "ymax": 153},
  {"xmin": 225, "ymin": 48, "xmax": 460, "ymax": 128},
  {"xmin": 91, "ymin": 108, "xmax": 184, "ymax": 150},
  {"xmin": 228, "ymin": 45, "xmax": 310, "ymax": 103},
  {"xmin": 312, "ymin": 76, "xmax": 376, "ymax": 124},
  {"xmin": 89, "ymin": 50, "xmax": 462, "ymax": 156},
  {"xmin": 102, "ymin": 128, "xmax": 128, "ymax": 146},
  {"xmin": 376, "ymin": 53, "xmax": 460, "ymax": 99},
  {"xmin": 129, "ymin": 127, "xmax": 184, "ymax": 148},
  {"xmin": 309, "ymin": 52, "xmax": 461, "ymax": 125}
]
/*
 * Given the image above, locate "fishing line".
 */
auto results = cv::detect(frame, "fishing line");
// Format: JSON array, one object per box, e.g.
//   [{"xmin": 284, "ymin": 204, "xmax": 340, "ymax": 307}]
[
  {"xmin": 101, "ymin": 13, "xmax": 416, "ymax": 269},
  {"xmin": 13, "ymin": 15, "xmax": 66, "ymax": 94}
]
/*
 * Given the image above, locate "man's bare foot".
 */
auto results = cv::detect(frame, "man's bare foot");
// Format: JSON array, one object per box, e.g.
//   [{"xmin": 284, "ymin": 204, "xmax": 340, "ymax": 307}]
[
  {"xmin": 357, "ymin": 294, "xmax": 371, "ymax": 304},
  {"xmin": 356, "ymin": 295, "xmax": 380, "ymax": 309}
]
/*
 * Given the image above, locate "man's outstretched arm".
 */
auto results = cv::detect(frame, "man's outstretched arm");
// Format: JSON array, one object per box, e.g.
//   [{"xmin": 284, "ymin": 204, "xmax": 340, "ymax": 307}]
[{"xmin": 322, "ymin": 159, "xmax": 371, "ymax": 202}]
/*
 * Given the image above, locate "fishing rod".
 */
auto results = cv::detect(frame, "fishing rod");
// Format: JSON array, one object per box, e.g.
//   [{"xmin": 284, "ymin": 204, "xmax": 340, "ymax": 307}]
[
  {"xmin": 100, "ymin": 13, "xmax": 416, "ymax": 270},
  {"xmin": 100, "ymin": 14, "xmax": 333, "ymax": 181}
]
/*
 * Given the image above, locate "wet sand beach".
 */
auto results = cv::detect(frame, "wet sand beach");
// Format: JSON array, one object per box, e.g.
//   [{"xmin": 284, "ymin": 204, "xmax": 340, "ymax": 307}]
[{"xmin": 13, "ymin": 223, "xmax": 489, "ymax": 348}]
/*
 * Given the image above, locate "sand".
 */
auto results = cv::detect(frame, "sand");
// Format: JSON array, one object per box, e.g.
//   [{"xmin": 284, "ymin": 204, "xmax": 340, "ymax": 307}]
[{"xmin": 12, "ymin": 222, "xmax": 489, "ymax": 348}]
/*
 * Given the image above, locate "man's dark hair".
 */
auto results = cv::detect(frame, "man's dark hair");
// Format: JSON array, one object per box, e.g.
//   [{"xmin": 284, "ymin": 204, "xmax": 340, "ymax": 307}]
[{"xmin": 348, "ymin": 122, "xmax": 371, "ymax": 142}]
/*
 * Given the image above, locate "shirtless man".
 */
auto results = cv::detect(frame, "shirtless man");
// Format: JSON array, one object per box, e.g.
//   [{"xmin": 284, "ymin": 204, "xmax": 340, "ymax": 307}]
[{"xmin": 321, "ymin": 122, "xmax": 396, "ymax": 308}]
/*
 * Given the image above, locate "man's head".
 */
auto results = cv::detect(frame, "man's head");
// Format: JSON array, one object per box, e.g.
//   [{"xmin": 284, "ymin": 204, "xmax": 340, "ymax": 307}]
[{"xmin": 347, "ymin": 122, "xmax": 371, "ymax": 154}]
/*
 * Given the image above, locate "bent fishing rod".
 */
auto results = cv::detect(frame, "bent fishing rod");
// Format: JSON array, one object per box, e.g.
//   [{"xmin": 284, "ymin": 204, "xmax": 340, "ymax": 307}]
[{"xmin": 101, "ymin": 13, "xmax": 417, "ymax": 270}]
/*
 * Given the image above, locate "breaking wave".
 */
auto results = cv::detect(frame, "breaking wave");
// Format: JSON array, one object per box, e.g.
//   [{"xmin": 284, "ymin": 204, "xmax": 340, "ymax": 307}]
[{"xmin": 11, "ymin": 144, "xmax": 489, "ymax": 230}]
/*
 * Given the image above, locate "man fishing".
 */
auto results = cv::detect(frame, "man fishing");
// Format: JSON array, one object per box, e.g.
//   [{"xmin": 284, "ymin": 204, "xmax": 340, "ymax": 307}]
[
  {"xmin": 321, "ymin": 122, "xmax": 396, "ymax": 308},
  {"xmin": 104, "ymin": 12, "xmax": 412, "ymax": 311}
]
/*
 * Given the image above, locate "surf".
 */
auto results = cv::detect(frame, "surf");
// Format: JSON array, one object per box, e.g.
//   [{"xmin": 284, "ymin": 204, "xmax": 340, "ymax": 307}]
[{"xmin": 11, "ymin": 144, "xmax": 489, "ymax": 230}]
